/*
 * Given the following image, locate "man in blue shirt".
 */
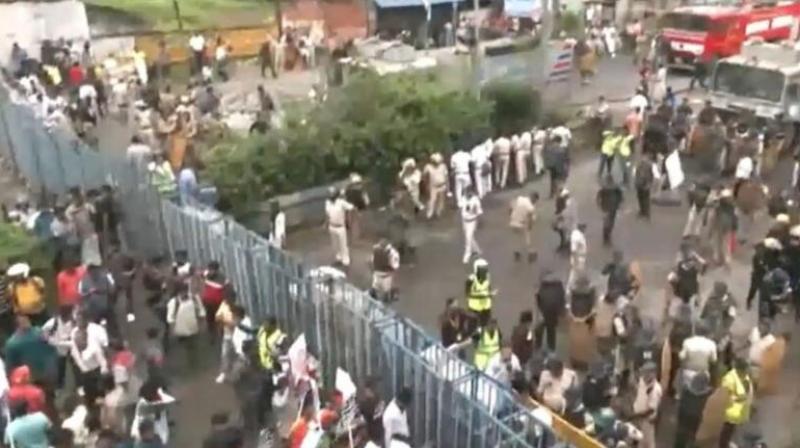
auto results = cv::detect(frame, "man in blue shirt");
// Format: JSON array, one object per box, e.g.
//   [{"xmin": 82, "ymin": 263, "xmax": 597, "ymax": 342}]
[
  {"xmin": 4, "ymin": 401, "xmax": 51, "ymax": 448},
  {"xmin": 178, "ymin": 161, "xmax": 198, "ymax": 206}
]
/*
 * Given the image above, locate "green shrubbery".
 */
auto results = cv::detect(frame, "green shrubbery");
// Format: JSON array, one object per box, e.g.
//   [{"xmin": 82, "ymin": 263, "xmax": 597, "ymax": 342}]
[{"xmin": 204, "ymin": 72, "xmax": 546, "ymax": 214}]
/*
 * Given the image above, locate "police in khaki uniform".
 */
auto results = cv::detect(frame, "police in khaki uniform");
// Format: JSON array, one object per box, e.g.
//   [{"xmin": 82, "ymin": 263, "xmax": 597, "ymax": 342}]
[
  {"xmin": 325, "ymin": 189, "xmax": 355, "ymax": 267},
  {"xmin": 466, "ymin": 258, "xmax": 494, "ymax": 330},
  {"xmin": 509, "ymin": 192, "xmax": 539, "ymax": 262},
  {"xmin": 371, "ymin": 239, "xmax": 400, "ymax": 303},
  {"xmin": 473, "ymin": 317, "xmax": 501, "ymax": 370},
  {"xmin": 516, "ymin": 131, "xmax": 532, "ymax": 184},
  {"xmin": 399, "ymin": 158, "xmax": 424, "ymax": 212},
  {"xmin": 424, "ymin": 152, "xmax": 449, "ymax": 219}
]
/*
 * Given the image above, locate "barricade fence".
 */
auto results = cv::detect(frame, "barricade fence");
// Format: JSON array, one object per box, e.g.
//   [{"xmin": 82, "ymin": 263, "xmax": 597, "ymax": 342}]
[{"xmin": 0, "ymin": 81, "xmax": 594, "ymax": 448}]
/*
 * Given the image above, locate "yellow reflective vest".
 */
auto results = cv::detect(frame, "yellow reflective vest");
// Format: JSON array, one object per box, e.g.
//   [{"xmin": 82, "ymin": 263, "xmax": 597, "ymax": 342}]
[
  {"xmin": 258, "ymin": 327, "xmax": 285, "ymax": 369},
  {"xmin": 467, "ymin": 274, "xmax": 492, "ymax": 312},
  {"xmin": 474, "ymin": 329, "xmax": 500, "ymax": 370},
  {"xmin": 721, "ymin": 369, "xmax": 752, "ymax": 424},
  {"xmin": 617, "ymin": 135, "xmax": 634, "ymax": 158},
  {"xmin": 601, "ymin": 131, "xmax": 620, "ymax": 156}
]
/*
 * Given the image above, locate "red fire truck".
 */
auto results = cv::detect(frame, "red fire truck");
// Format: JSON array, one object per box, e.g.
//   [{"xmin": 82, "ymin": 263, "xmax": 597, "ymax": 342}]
[{"xmin": 659, "ymin": 1, "xmax": 800, "ymax": 67}]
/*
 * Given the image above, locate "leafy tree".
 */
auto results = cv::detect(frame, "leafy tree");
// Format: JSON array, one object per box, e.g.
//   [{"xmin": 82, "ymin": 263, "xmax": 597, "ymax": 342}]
[{"xmin": 204, "ymin": 72, "xmax": 494, "ymax": 215}]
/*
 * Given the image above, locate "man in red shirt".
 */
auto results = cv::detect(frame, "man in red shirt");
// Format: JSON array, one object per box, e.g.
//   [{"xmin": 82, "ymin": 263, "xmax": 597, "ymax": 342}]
[
  {"xmin": 56, "ymin": 259, "xmax": 86, "ymax": 308},
  {"xmin": 8, "ymin": 365, "xmax": 46, "ymax": 413},
  {"xmin": 202, "ymin": 261, "xmax": 229, "ymax": 343},
  {"xmin": 68, "ymin": 62, "xmax": 84, "ymax": 87}
]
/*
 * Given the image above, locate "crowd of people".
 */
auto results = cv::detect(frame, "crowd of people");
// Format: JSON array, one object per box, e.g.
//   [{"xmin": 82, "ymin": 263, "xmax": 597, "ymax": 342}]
[{"xmin": 315, "ymin": 45, "xmax": 795, "ymax": 447}]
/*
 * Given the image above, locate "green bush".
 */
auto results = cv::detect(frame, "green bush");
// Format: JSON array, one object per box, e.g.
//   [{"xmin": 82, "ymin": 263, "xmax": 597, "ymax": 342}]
[
  {"xmin": 556, "ymin": 10, "xmax": 583, "ymax": 37},
  {"xmin": 482, "ymin": 82, "xmax": 542, "ymax": 136},
  {"xmin": 203, "ymin": 72, "xmax": 492, "ymax": 214}
]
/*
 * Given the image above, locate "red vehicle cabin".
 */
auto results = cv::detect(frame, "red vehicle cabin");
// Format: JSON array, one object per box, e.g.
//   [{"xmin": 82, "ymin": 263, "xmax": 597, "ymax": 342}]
[{"xmin": 660, "ymin": 2, "xmax": 800, "ymax": 66}]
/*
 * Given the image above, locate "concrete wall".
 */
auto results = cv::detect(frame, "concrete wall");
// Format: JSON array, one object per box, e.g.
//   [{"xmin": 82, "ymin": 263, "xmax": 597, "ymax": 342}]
[{"xmin": 0, "ymin": 1, "xmax": 90, "ymax": 66}]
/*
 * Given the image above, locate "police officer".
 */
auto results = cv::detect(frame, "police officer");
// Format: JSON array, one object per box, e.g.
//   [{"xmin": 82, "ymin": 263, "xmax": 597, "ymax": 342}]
[
  {"xmin": 473, "ymin": 317, "xmax": 501, "ymax": 370},
  {"xmin": 371, "ymin": 238, "xmax": 400, "ymax": 303},
  {"xmin": 423, "ymin": 153, "xmax": 449, "ymax": 220},
  {"xmin": 602, "ymin": 250, "xmax": 635, "ymax": 299},
  {"xmin": 466, "ymin": 258, "xmax": 494, "ymax": 330},
  {"xmin": 597, "ymin": 175, "xmax": 624, "ymax": 246},
  {"xmin": 460, "ymin": 187, "xmax": 483, "ymax": 264},
  {"xmin": 679, "ymin": 322, "xmax": 718, "ymax": 389},
  {"xmin": 599, "ymin": 128, "xmax": 620, "ymax": 179},
  {"xmin": 668, "ymin": 240, "xmax": 707, "ymax": 309},
  {"xmin": 494, "ymin": 135, "xmax": 512, "ymax": 189},
  {"xmin": 701, "ymin": 281, "xmax": 737, "ymax": 368},
  {"xmin": 325, "ymin": 188, "xmax": 355, "ymax": 267},
  {"xmin": 673, "ymin": 372, "xmax": 712, "ymax": 448},
  {"xmin": 450, "ymin": 147, "xmax": 472, "ymax": 207},
  {"xmin": 257, "ymin": 316, "xmax": 287, "ymax": 370},
  {"xmin": 746, "ymin": 237, "xmax": 784, "ymax": 312},
  {"xmin": 755, "ymin": 264, "xmax": 792, "ymax": 320},
  {"xmin": 472, "ymin": 139, "xmax": 493, "ymax": 198},
  {"xmin": 667, "ymin": 303, "xmax": 693, "ymax": 397}
]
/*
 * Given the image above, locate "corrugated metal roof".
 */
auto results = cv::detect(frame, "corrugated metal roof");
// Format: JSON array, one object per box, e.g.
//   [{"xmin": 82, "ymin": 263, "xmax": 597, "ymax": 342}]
[{"xmin": 374, "ymin": 0, "xmax": 464, "ymax": 10}]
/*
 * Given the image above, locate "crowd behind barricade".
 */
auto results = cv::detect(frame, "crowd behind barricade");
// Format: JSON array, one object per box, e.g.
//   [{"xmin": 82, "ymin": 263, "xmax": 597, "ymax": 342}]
[
  {"xmin": 0, "ymin": 180, "xmax": 424, "ymax": 448},
  {"xmin": 319, "ymin": 55, "xmax": 795, "ymax": 447}
]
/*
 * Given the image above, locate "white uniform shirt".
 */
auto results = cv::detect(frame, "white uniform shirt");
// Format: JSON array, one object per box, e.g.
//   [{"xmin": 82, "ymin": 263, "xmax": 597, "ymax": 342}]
[
  {"xmin": 485, "ymin": 353, "xmax": 522, "ymax": 385},
  {"xmin": 471, "ymin": 142, "xmax": 490, "ymax": 170},
  {"xmin": 78, "ymin": 84, "xmax": 97, "ymax": 101},
  {"xmin": 735, "ymin": 156, "xmax": 754, "ymax": 180},
  {"xmin": 382, "ymin": 399, "xmax": 410, "ymax": 448},
  {"xmin": 126, "ymin": 143, "xmax": 152, "ymax": 164},
  {"xmin": 190, "ymin": 35, "xmax": 206, "ymax": 52},
  {"xmin": 570, "ymin": 229, "xmax": 587, "ymax": 257},
  {"xmin": 270, "ymin": 211, "xmax": 286, "ymax": 247},
  {"xmin": 533, "ymin": 129, "xmax": 547, "ymax": 147},
  {"xmin": 519, "ymin": 132, "xmax": 532, "ymax": 152},
  {"xmin": 551, "ymin": 126, "xmax": 572, "ymax": 147},
  {"xmin": 630, "ymin": 94, "xmax": 649, "ymax": 113},
  {"xmin": 680, "ymin": 335, "xmax": 718, "ymax": 372},
  {"xmin": 325, "ymin": 198, "xmax": 354, "ymax": 227},
  {"xmin": 461, "ymin": 196, "xmax": 483, "ymax": 221},
  {"xmin": 494, "ymin": 137, "xmax": 511, "ymax": 156},
  {"xmin": 450, "ymin": 150, "xmax": 472, "ymax": 176}
]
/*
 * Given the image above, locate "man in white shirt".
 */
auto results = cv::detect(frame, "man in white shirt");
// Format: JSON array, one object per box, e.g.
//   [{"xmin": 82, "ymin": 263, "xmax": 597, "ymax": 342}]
[
  {"xmin": 78, "ymin": 83, "xmax": 97, "ymax": 103},
  {"xmin": 484, "ymin": 345, "xmax": 522, "ymax": 385},
  {"xmin": 460, "ymin": 187, "xmax": 483, "ymax": 264},
  {"xmin": 189, "ymin": 33, "xmax": 206, "ymax": 74},
  {"xmin": 516, "ymin": 131, "xmax": 532, "ymax": 184},
  {"xmin": 631, "ymin": 362, "xmax": 662, "ymax": 448},
  {"xmin": 550, "ymin": 126, "xmax": 572, "ymax": 149},
  {"xmin": 735, "ymin": 155, "xmax": 754, "ymax": 181},
  {"xmin": 383, "ymin": 388, "xmax": 412, "ymax": 448},
  {"xmin": 424, "ymin": 152, "xmax": 449, "ymax": 219},
  {"xmin": 568, "ymin": 223, "xmax": 588, "ymax": 290},
  {"xmin": 126, "ymin": 135, "xmax": 152, "ymax": 166},
  {"xmin": 450, "ymin": 148, "xmax": 472, "ymax": 207},
  {"xmin": 472, "ymin": 139, "xmax": 493, "ymax": 198},
  {"xmin": 72, "ymin": 312, "xmax": 109, "ymax": 350},
  {"xmin": 630, "ymin": 89, "xmax": 649, "ymax": 117},
  {"xmin": 325, "ymin": 189, "xmax": 355, "ymax": 267},
  {"xmin": 532, "ymin": 128, "xmax": 547, "ymax": 175},
  {"xmin": 493, "ymin": 136, "xmax": 512, "ymax": 189},
  {"xmin": 679, "ymin": 323, "xmax": 718, "ymax": 386}
]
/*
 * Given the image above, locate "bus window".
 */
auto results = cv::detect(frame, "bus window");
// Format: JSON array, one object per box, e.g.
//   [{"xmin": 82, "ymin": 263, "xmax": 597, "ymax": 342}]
[{"xmin": 660, "ymin": 13, "xmax": 711, "ymax": 32}]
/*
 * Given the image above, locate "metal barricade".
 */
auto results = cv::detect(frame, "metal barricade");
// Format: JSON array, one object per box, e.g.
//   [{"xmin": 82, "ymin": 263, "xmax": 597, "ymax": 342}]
[{"xmin": 0, "ymin": 81, "xmax": 593, "ymax": 448}]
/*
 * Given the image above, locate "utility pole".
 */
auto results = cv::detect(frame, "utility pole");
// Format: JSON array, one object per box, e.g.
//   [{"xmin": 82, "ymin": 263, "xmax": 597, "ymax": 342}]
[
  {"xmin": 171, "ymin": 0, "xmax": 184, "ymax": 30},
  {"xmin": 470, "ymin": 0, "xmax": 481, "ymax": 96}
]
